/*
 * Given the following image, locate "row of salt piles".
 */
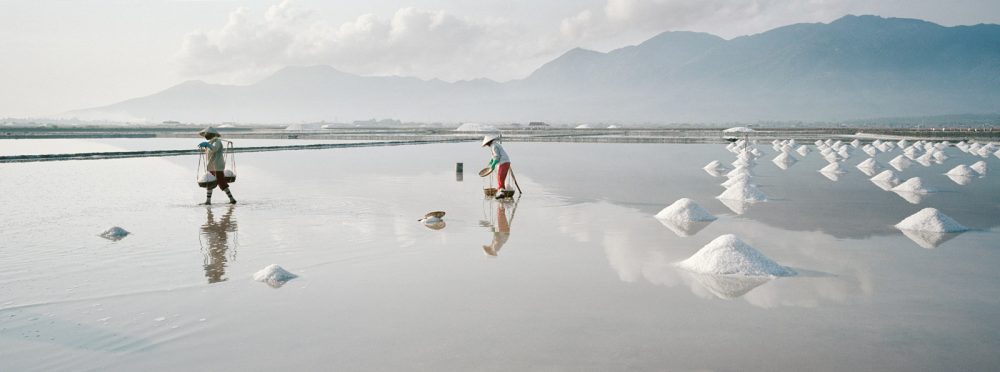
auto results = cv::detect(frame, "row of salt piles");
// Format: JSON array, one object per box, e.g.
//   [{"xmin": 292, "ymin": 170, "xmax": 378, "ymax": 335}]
[
  {"xmin": 770, "ymin": 138, "xmax": 803, "ymax": 170},
  {"xmin": 957, "ymin": 141, "xmax": 1000, "ymax": 158},
  {"xmin": 703, "ymin": 139, "xmax": 768, "ymax": 215}
]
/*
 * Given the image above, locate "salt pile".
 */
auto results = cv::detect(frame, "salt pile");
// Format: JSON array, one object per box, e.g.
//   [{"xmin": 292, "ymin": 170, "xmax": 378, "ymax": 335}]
[
  {"xmin": 946, "ymin": 165, "xmax": 976, "ymax": 177},
  {"xmin": 726, "ymin": 166, "xmax": 754, "ymax": 178},
  {"xmin": 717, "ymin": 181, "xmax": 767, "ymax": 202},
  {"xmin": 819, "ymin": 161, "xmax": 848, "ymax": 174},
  {"xmin": 455, "ymin": 123, "xmax": 498, "ymax": 132},
  {"xmin": 675, "ymin": 235, "xmax": 796, "ymax": 277},
  {"xmin": 891, "ymin": 177, "xmax": 934, "ymax": 194},
  {"xmin": 889, "ymin": 155, "xmax": 911, "ymax": 170},
  {"xmin": 253, "ymin": 264, "xmax": 298, "ymax": 288},
  {"xmin": 796, "ymin": 145, "xmax": 810, "ymax": 156},
  {"xmin": 198, "ymin": 173, "xmax": 217, "ymax": 183},
  {"xmin": 970, "ymin": 161, "xmax": 987, "ymax": 175},
  {"xmin": 721, "ymin": 173, "xmax": 753, "ymax": 188},
  {"xmin": 772, "ymin": 152, "xmax": 796, "ymax": 169},
  {"xmin": 871, "ymin": 170, "xmax": 900, "ymax": 184},
  {"xmin": 703, "ymin": 160, "xmax": 725, "ymax": 171},
  {"xmin": 850, "ymin": 139, "xmax": 861, "ymax": 147},
  {"xmin": 862, "ymin": 145, "xmax": 878, "ymax": 157},
  {"xmin": 99, "ymin": 226, "xmax": 130, "ymax": 241},
  {"xmin": 895, "ymin": 208, "xmax": 969, "ymax": 233},
  {"xmin": 655, "ymin": 198, "xmax": 717, "ymax": 222},
  {"xmin": 856, "ymin": 158, "xmax": 880, "ymax": 171},
  {"xmin": 946, "ymin": 174, "xmax": 973, "ymax": 186}
]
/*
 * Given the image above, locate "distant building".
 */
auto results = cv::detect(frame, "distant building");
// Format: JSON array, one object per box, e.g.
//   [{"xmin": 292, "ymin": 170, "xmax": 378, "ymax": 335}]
[
  {"xmin": 528, "ymin": 122, "xmax": 549, "ymax": 129},
  {"xmin": 162, "ymin": 120, "xmax": 181, "ymax": 125}
]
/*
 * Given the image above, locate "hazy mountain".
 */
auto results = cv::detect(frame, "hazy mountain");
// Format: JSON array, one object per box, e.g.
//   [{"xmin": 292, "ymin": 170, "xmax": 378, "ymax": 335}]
[{"xmin": 66, "ymin": 15, "xmax": 1000, "ymax": 124}]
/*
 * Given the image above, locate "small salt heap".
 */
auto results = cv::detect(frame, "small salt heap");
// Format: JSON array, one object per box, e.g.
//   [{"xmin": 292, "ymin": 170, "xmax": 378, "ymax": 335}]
[
  {"xmin": 99, "ymin": 226, "xmax": 130, "ymax": 241},
  {"xmin": 721, "ymin": 173, "xmax": 753, "ymax": 188},
  {"xmin": 970, "ymin": 161, "xmax": 987, "ymax": 175},
  {"xmin": 726, "ymin": 165, "xmax": 755, "ymax": 178},
  {"xmin": 871, "ymin": 169, "xmax": 900, "ymax": 184},
  {"xmin": 655, "ymin": 198, "xmax": 717, "ymax": 222},
  {"xmin": 891, "ymin": 177, "xmax": 934, "ymax": 194},
  {"xmin": 654, "ymin": 198, "xmax": 717, "ymax": 237},
  {"xmin": 889, "ymin": 155, "xmax": 911, "ymax": 170},
  {"xmin": 253, "ymin": 264, "xmax": 298, "ymax": 288},
  {"xmin": 676, "ymin": 235, "xmax": 796, "ymax": 277},
  {"xmin": 946, "ymin": 164, "xmax": 976, "ymax": 177},
  {"xmin": 796, "ymin": 145, "xmax": 810, "ymax": 156},
  {"xmin": 819, "ymin": 161, "xmax": 848, "ymax": 174},
  {"xmin": 704, "ymin": 160, "xmax": 725, "ymax": 171},
  {"xmin": 717, "ymin": 181, "xmax": 767, "ymax": 202},
  {"xmin": 856, "ymin": 158, "xmax": 880, "ymax": 171},
  {"xmin": 895, "ymin": 208, "xmax": 969, "ymax": 233},
  {"xmin": 772, "ymin": 152, "xmax": 797, "ymax": 169}
]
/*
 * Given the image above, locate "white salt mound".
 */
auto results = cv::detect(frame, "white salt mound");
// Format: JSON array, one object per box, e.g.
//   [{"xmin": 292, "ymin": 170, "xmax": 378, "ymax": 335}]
[
  {"xmin": 891, "ymin": 177, "xmax": 933, "ymax": 194},
  {"xmin": 703, "ymin": 160, "xmax": 725, "ymax": 171},
  {"xmin": 253, "ymin": 264, "xmax": 298, "ymax": 288},
  {"xmin": 856, "ymin": 158, "xmax": 879, "ymax": 170},
  {"xmin": 99, "ymin": 226, "xmax": 130, "ymax": 241},
  {"xmin": 721, "ymin": 173, "xmax": 753, "ymax": 188},
  {"xmin": 946, "ymin": 165, "xmax": 976, "ymax": 177},
  {"xmin": 198, "ymin": 173, "xmax": 217, "ymax": 183},
  {"xmin": 717, "ymin": 182, "xmax": 767, "ymax": 202},
  {"xmin": 970, "ymin": 161, "xmax": 987, "ymax": 175},
  {"xmin": 655, "ymin": 198, "xmax": 717, "ymax": 222},
  {"xmin": 820, "ymin": 162, "xmax": 847, "ymax": 174},
  {"xmin": 455, "ymin": 123, "xmax": 497, "ymax": 132},
  {"xmin": 773, "ymin": 152, "xmax": 796, "ymax": 163},
  {"xmin": 895, "ymin": 208, "xmax": 969, "ymax": 233},
  {"xmin": 676, "ymin": 234, "xmax": 796, "ymax": 277},
  {"xmin": 871, "ymin": 170, "xmax": 899, "ymax": 183},
  {"xmin": 889, "ymin": 155, "xmax": 911, "ymax": 168}
]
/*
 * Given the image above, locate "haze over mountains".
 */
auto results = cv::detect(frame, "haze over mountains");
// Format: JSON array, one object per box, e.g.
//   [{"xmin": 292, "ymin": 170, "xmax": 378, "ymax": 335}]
[{"xmin": 68, "ymin": 15, "xmax": 1000, "ymax": 124}]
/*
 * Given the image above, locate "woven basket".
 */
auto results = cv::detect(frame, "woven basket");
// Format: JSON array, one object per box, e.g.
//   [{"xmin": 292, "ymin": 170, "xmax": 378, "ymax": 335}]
[{"xmin": 483, "ymin": 187, "xmax": 497, "ymax": 197}]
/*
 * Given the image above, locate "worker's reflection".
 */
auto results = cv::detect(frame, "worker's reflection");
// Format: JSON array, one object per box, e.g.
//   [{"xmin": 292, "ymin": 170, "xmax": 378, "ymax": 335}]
[
  {"xmin": 482, "ymin": 198, "xmax": 518, "ymax": 256},
  {"xmin": 200, "ymin": 205, "xmax": 238, "ymax": 283}
]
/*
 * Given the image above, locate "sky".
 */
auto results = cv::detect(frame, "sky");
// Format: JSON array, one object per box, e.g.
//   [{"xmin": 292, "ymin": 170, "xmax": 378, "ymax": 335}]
[{"xmin": 1, "ymin": 0, "xmax": 998, "ymax": 118}]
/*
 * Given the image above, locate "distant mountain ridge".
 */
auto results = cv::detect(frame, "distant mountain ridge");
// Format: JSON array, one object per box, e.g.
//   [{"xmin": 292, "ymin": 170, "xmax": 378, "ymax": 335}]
[{"xmin": 67, "ymin": 15, "xmax": 1000, "ymax": 124}]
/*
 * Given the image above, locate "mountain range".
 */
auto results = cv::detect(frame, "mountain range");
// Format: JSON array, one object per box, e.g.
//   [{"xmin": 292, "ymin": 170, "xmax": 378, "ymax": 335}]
[{"xmin": 67, "ymin": 15, "xmax": 1000, "ymax": 124}]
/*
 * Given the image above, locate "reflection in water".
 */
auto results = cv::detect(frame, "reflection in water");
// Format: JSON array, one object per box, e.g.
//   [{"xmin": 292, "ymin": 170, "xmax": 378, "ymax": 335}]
[
  {"xmin": 946, "ymin": 174, "xmax": 974, "ymax": 186},
  {"xmin": 819, "ymin": 171, "xmax": 841, "ymax": 182},
  {"xmin": 899, "ymin": 229, "xmax": 963, "ymax": 249},
  {"xmin": 717, "ymin": 198, "xmax": 754, "ymax": 215},
  {"xmin": 655, "ymin": 218, "xmax": 712, "ymax": 237},
  {"xmin": 679, "ymin": 271, "xmax": 772, "ymax": 300},
  {"xmin": 200, "ymin": 205, "xmax": 238, "ymax": 283},
  {"xmin": 482, "ymin": 198, "xmax": 517, "ymax": 256},
  {"xmin": 892, "ymin": 191, "xmax": 926, "ymax": 204},
  {"xmin": 870, "ymin": 179, "xmax": 896, "ymax": 191},
  {"xmin": 857, "ymin": 166, "xmax": 880, "ymax": 177}
]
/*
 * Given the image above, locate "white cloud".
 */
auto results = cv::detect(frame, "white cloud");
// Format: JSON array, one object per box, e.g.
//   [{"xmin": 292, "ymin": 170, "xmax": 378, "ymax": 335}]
[{"xmin": 175, "ymin": 0, "xmax": 558, "ymax": 83}]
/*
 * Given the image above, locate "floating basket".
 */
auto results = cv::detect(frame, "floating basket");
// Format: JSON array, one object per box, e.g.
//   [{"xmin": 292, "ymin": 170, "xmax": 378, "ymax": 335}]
[{"xmin": 483, "ymin": 187, "xmax": 497, "ymax": 197}]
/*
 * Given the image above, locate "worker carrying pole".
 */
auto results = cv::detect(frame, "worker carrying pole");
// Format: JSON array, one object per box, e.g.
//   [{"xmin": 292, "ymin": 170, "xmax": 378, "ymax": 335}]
[{"xmin": 482, "ymin": 133, "xmax": 512, "ymax": 199}]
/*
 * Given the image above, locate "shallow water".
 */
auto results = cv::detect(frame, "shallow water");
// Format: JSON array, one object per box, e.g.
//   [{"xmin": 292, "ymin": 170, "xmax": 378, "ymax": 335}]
[
  {"xmin": 1, "ymin": 140, "xmax": 999, "ymax": 371},
  {"xmin": 0, "ymin": 138, "xmax": 374, "ymax": 156}
]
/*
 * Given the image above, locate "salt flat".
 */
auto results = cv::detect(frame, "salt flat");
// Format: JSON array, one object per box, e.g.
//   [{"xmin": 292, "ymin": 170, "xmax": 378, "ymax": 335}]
[{"xmin": 1, "ymin": 140, "xmax": 999, "ymax": 371}]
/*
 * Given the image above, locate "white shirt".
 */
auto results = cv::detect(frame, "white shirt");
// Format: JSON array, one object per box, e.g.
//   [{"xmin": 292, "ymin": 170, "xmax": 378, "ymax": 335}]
[{"xmin": 490, "ymin": 141, "xmax": 510, "ymax": 164}]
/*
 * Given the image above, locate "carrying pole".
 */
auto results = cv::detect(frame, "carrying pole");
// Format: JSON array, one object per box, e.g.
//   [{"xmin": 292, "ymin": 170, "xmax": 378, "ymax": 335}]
[{"xmin": 509, "ymin": 167, "xmax": 523, "ymax": 194}]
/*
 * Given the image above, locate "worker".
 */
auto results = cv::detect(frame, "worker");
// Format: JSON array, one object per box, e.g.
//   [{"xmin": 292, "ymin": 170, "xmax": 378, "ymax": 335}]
[
  {"xmin": 482, "ymin": 133, "xmax": 511, "ymax": 199},
  {"xmin": 197, "ymin": 127, "xmax": 237, "ymax": 205}
]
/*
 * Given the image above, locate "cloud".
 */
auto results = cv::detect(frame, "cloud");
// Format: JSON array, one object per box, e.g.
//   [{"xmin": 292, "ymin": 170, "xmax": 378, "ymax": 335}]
[
  {"xmin": 559, "ymin": 0, "xmax": 866, "ymax": 44},
  {"xmin": 175, "ymin": 0, "xmax": 553, "ymax": 83}
]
